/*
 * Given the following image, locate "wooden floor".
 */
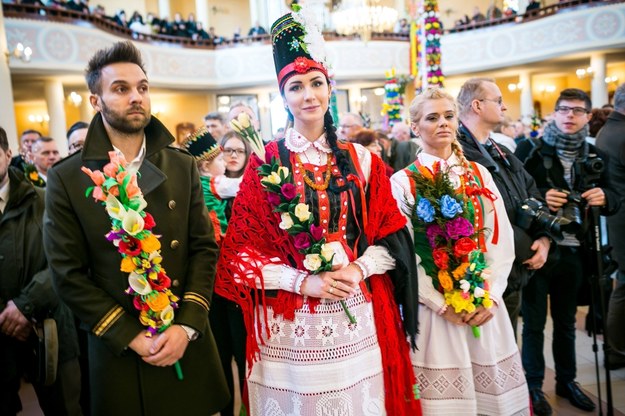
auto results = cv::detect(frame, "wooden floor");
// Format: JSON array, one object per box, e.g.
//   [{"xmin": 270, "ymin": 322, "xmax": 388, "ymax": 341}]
[{"xmin": 18, "ymin": 306, "xmax": 625, "ymax": 415}]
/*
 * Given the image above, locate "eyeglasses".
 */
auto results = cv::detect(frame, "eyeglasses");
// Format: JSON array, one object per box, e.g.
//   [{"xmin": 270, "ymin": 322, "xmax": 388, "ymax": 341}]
[
  {"xmin": 223, "ymin": 148, "xmax": 246, "ymax": 157},
  {"xmin": 479, "ymin": 98, "xmax": 504, "ymax": 106},
  {"xmin": 555, "ymin": 106, "xmax": 589, "ymax": 116}
]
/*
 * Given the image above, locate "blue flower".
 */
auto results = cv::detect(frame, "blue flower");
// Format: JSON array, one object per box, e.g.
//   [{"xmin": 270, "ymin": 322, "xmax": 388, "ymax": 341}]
[
  {"xmin": 416, "ymin": 198, "xmax": 435, "ymax": 223},
  {"xmin": 439, "ymin": 195, "xmax": 463, "ymax": 218}
]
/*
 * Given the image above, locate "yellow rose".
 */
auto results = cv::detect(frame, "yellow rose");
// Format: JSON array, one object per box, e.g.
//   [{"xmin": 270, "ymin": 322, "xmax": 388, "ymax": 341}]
[
  {"xmin": 320, "ymin": 244, "xmax": 335, "ymax": 262},
  {"xmin": 146, "ymin": 292, "xmax": 171, "ymax": 312},
  {"xmin": 303, "ymin": 253, "xmax": 322, "ymax": 271},
  {"xmin": 294, "ymin": 203, "xmax": 311, "ymax": 222},
  {"xmin": 141, "ymin": 233, "xmax": 161, "ymax": 253},
  {"xmin": 262, "ymin": 172, "xmax": 282, "ymax": 186},
  {"xmin": 277, "ymin": 166, "xmax": 289, "ymax": 179},
  {"xmin": 438, "ymin": 270, "xmax": 453, "ymax": 292},
  {"xmin": 452, "ymin": 263, "xmax": 469, "ymax": 281},
  {"xmin": 237, "ymin": 112, "xmax": 251, "ymax": 129},
  {"xmin": 120, "ymin": 256, "xmax": 136, "ymax": 273},
  {"xmin": 279, "ymin": 212, "xmax": 294, "ymax": 230},
  {"xmin": 445, "ymin": 291, "xmax": 476, "ymax": 314},
  {"xmin": 482, "ymin": 294, "xmax": 493, "ymax": 309}
]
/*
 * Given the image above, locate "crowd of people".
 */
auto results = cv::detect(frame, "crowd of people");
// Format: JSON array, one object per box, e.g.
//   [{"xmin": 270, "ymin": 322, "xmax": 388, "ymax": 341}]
[{"xmin": 2, "ymin": 4, "xmax": 625, "ymax": 416}]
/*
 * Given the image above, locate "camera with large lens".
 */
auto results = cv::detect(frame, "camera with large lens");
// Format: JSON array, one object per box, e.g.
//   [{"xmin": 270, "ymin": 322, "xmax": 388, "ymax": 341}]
[
  {"xmin": 559, "ymin": 153, "xmax": 605, "ymax": 232},
  {"xmin": 516, "ymin": 197, "xmax": 572, "ymax": 242}
]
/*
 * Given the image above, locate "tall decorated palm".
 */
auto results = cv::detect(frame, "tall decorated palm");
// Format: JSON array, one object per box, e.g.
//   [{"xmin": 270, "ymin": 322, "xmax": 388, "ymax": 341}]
[{"xmin": 419, "ymin": 0, "xmax": 445, "ymax": 89}]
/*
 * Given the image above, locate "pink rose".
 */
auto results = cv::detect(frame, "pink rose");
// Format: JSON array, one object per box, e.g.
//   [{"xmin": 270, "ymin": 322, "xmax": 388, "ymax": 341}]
[
  {"xmin": 310, "ymin": 224, "xmax": 324, "ymax": 241},
  {"xmin": 267, "ymin": 192, "xmax": 281, "ymax": 206},
  {"xmin": 281, "ymin": 183, "xmax": 297, "ymax": 200},
  {"xmin": 293, "ymin": 232, "xmax": 311, "ymax": 250},
  {"xmin": 445, "ymin": 217, "xmax": 474, "ymax": 240}
]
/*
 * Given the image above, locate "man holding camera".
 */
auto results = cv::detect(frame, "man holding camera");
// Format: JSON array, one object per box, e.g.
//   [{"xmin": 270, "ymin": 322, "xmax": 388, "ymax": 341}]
[
  {"xmin": 520, "ymin": 88, "xmax": 619, "ymax": 415},
  {"xmin": 456, "ymin": 78, "xmax": 553, "ymax": 340}
]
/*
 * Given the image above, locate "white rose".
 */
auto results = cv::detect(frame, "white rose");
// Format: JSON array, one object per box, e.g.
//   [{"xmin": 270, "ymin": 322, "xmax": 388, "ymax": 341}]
[
  {"xmin": 294, "ymin": 203, "xmax": 311, "ymax": 222},
  {"xmin": 279, "ymin": 212, "xmax": 294, "ymax": 230},
  {"xmin": 320, "ymin": 244, "xmax": 335, "ymax": 262},
  {"xmin": 473, "ymin": 287, "xmax": 485, "ymax": 298},
  {"xmin": 277, "ymin": 166, "xmax": 290, "ymax": 179},
  {"xmin": 459, "ymin": 279, "xmax": 470, "ymax": 293},
  {"xmin": 303, "ymin": 253, "xmax": 322, "ymax": 271},
  {"xmin": 262, "ymin": 171, "xmax": 282, "ymax": 186},
  {"xmin": 237, "ymin": 112, "xmax": 251, "ymax": 129}
]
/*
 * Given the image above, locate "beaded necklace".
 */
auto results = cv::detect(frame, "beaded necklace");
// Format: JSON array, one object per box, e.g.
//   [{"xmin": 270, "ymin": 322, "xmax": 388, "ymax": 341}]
[{"xmin": 295, "ymin": 154, "xmax": 334, "ymax": 191}]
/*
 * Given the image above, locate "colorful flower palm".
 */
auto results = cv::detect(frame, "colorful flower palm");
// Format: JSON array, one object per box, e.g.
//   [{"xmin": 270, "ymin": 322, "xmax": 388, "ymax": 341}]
[
  {"xmin": 410, "ymin": 161, "xmax": 492, "ymax": 337},
  {"xmin": 82, "ymin": 151, "xmax": 179, "ymax": 337}
]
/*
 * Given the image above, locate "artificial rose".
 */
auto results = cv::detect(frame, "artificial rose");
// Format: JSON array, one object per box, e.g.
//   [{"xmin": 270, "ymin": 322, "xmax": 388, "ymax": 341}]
[
  {"xmin": 143, "ymin": 212, "xmax": 156, "ymax": 230},
  {"xmin": 459, "ymin": 279, "xmax": 471, "ymax": 293},
  {"xmin": 445, "ymin": 217, "xmax": 474, "ymax": 240},
  {"xmin": 416, "ymin": 198, "xmax": 435, "ymax": 223},
  {"xmin": 92, "ymin": 186, "xmax": 106, "ymax": 202},
  {"xmin": 473, "ymin": 286, "xmax": 485, "ymax": 299},
  {"xmin": 453, "ymin": 237, "xmax": 477, "ymax": 257},
  {"xmin": 146, "ymin": 291, "xmax": 171, "ymax": 312},
  {"xmin": 267, "ymin": 192, "xmax": 282, "ymax": 207},
  {"xmin": 438, "ymin": 194, "xmax": 463, "ymax": 219},
  {"xmin": 310, "ymin": 224, "xmax": 324, "ymax": 241},
  {"xmin": 281, "ymin": 183, "xmax": 297, "ymax": 200},
  {"xmin": 277, "ymin": 166, "xmax": 289, "ymax": 179},
  {"xmin": 294, "ymin": 232, "xmax": 311, "ymax": 250},
  {"xmin": 432, "ymin": 247, "xmax": 449, "ymax": 270},
  {"xmin": 320, "ymin": 243, "xmax": 335, "ymax": 262},
  {"xmin": 303, "ymin": 253, "xmax": 322, "ymax": 271},
  {"xmin": 262, "ymin": 172, "xmax": 282, "ymax": 186},
  {"xmin": 103, "ymin": 162, "xmax": 119, "ymax": 178},
  {"xmin": 133, "ymin": 296, "xmax": 150, "ymax": 312},
  {"xmin": 279, "ymin": 212, "xmax": 294, "ymax": 230},
  {"xmin": 438, "ymin": 270, "xmax": 453, "ymax": 291},
  {"xmin": 150, "ymin": 272, "xmax": 171, "ymax": 291},
  {"xmin": 426, "ymin": 224, "xmax": 446, "ymax": 247},
  {"xmin": 482, "ymin": 293, "xmax": 493, "ymax": 308},
  {"xmin": 452, "ymin": 262, "xmax": 469, "ymax": 280},
  {"xmin": 125, "ymin": 174, "xmax": 141, "ymax": 199},
  {"xmin": 236, "ymin": 112, "xmax": 251, "ymax": 129},
  {"xmin": 294, "ymin": 203, "xmax": 311, "ymax": 222},
  {"xmin": 119, "ymin": 237, "xmax": 142, "ymax": 256}
]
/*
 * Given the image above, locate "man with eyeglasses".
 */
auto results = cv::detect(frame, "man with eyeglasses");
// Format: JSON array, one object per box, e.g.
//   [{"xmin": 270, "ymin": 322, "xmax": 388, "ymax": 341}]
[
  {"xmin": 67, "ymin": 121, "xmax": 89, "ymax": 155},
  {"xmin": 520, "ymin": 88, "xmax": 619, "ymax": 415},
  {"xmin": 337, "ymin": 112, "xmax": 363, "ymax": 141},
  {"xmin": 456, "ymin": 77, "xmax": 551, "ymax": 354}
]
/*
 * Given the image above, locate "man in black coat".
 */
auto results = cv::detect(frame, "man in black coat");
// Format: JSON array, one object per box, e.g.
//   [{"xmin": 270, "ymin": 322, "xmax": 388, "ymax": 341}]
[
  {"xmin": 596, "ymin": 83, "xmax": 625, "ymax": 370},
  {"xmin": 0, "ymin": 127, "xmax": 81, "ymax": 416},
  {"xmin": 456, "ymin": 78, "xmax": 552, "ymax": 342},
  {"xmin": 519, "ymin": 88, "xmax": 620, "ymax": 415},
  {"xmin": 43, "ymin": 41, "xmax": 228, "ymax": 416}
]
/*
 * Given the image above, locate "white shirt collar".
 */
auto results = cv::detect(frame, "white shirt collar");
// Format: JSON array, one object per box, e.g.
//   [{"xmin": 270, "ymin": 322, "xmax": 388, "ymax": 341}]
[
  {"xmin": 112, "ymin": 135, "xmax": 147, "ymax": 175},
  {"xmin": 0, "ymin": 178, "xmax": 9, "ymax": 213},
  {"xmin": 418, "ymin": 151, "xmax": 465, "ymax": 187},
  {"xmin": 284, "ymin": 128, "xmax": 332, "ymax": 154}
]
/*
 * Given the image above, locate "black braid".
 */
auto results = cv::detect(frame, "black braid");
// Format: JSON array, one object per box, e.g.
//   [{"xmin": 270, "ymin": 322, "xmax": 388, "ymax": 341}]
[{"xmin": 324, "ymin": 111, "xmax": 352, "ymax": 193}]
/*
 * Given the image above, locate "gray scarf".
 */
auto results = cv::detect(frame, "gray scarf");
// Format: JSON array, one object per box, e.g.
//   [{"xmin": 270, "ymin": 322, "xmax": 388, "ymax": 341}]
[{"xmin": 542, "ymin": 120, "xmax": 589, "ymax": 188}]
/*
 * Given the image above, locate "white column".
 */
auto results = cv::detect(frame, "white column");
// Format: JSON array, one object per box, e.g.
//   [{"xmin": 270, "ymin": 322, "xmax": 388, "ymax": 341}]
[
  {"xmin": 195, "ymin": 0, "xmax": 209, "ymax": 27},
  {"xmin": 519, "ymin": 71, "xmax": 534, "ymax": 123},
  {"xmin": 158, "ymin": 0, "xmax": 171, "ymax": 20},
  {"xmin": 591, "ymin": 53, "xmax": 608, "ymax": 107},
  {"xmin": 0, "ymin": 6, "xmax": 19, "ymax": 153},
  {"xmin": 79, "ymin": 92, "xmax": 94, "ymax": 123},
  {"xmin": 44, "ymin": 79, "xmax": 68, "ymax": 156},
  {"xmin": 395, "ymin": 0, "xmax": 405, "ymax": 15}
]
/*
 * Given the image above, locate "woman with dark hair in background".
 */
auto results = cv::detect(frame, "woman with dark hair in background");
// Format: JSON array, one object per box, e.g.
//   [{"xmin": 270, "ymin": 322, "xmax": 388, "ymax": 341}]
[
  {"xmin": 215, "ymin": 6, "xmax": 421, "ymax": 415},
  {"xmin": 352, "ymin": 128, "xmax": 394, "ymax": 177}
]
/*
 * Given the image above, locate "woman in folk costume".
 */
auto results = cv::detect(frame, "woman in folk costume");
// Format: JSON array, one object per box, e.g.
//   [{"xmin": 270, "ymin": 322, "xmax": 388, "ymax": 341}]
[
  {"xmin": 215, "ymin": 6, "xmax": 421, "ymax": 416},
  {"xmin": 390, "ymin": 88, "xmax": 530, "ymax": 415}
]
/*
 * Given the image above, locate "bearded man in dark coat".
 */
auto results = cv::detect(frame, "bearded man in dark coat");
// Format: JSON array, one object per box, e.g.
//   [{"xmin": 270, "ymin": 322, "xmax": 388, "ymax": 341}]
[{"xmin": 43, "ymin": 41, "xmax": 229, "ymax": 416}]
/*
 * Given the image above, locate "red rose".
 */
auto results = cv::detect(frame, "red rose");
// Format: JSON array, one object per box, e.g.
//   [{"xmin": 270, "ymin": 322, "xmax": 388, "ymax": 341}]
[
  {"xmin": 293, "ymin": 57, "xmax": 311, "ymax": 73},
  {"xmin": 293, "ymin": 232, "xmax": 311, "ymax": 250},
  {"xmin": 143, "ymin": 213, "xmax": 156, "ymax": 230},
  {"xmin": 310, "ymin": 224, "xmax": 323, "ymax": 241},
  {"xmin": 432, "ymin": 248, "xmax": 449, "ymax": 270},
  {"xmin": 119, "ymin": 237, "xmax": 142, "ymax": 256},
  {"xmin": 281, "ymin": 183, "xmax": 297, "ymax": 200},
  {"xmin": 453, "ymin": 237, "xmax": 477, "ymax": 257},
  {"xmin": 151, "ymin": 272, "xmax": 171, "ymax": 291}
]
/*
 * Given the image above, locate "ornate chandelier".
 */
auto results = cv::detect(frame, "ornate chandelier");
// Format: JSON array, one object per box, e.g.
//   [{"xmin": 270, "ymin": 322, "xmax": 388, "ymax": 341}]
[{"xmin": 332, "ymin": 0, "xmax": 399, "ymax": 42}]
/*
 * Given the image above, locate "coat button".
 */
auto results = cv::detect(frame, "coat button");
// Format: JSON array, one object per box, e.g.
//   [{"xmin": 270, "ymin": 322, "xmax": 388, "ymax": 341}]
[
  {"xmin": 170, "ymin": 240, "xmax": 180, "ymax": 249},
  {"xmin": 172, "ymin": 279, "xmax": 180, "ymax": 287},
  {"xmin": 168, "ymin": 200, "xmax": 176, "ymax": 210}
]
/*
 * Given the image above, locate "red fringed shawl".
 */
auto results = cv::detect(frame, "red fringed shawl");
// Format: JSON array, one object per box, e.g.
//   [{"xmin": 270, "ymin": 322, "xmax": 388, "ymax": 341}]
[{"xmin": 215, "ymin": 141, "xmax": 421, "ymax": 415}]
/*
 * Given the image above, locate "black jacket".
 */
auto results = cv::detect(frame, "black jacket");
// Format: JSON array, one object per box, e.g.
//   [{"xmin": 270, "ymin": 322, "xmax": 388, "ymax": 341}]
[
  {"xmin": 458, "ymin": 125, "xmax": 550, "ymax": 291},
  {"xmin": 594, "ymin": 111, "xmax": 625, "ymax": 271},
  {"xmin": 0, "ymin": 167, "xmax": 78, "ymax": 363}
]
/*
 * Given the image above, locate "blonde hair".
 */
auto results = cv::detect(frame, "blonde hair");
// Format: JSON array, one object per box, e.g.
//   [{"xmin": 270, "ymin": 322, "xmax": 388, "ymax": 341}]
[{"xmin": 408, "ymin": 87, "xmax": 471, "ymax": 173}]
